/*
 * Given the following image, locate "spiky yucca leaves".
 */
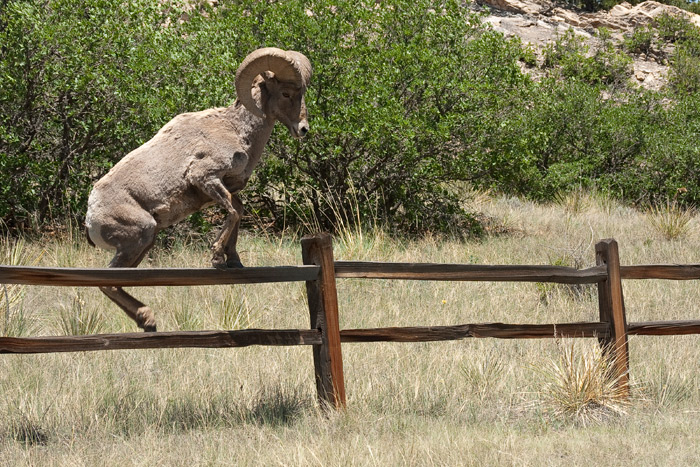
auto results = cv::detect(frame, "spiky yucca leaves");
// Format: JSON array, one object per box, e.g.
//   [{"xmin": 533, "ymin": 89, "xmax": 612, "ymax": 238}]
[
  {"xmin": 554, "ymin": 188, "xmax": 594, "ymax": 216},
  {"xmin": 646, "ymin": 199, "xmax": 695, "ymax": 241},
  {"xmin": 57, "ymin": 291, "xmax": 106, "ymax": 336},
  {"xmin": 538, "ymin": 341, "xmax": 631, "ymax": 425}
]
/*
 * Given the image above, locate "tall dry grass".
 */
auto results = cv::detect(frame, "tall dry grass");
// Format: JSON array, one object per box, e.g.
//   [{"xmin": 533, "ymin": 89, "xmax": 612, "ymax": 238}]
[{"xmin": 2, "ymin": 192, "xmax": 700, "ymax": 465}]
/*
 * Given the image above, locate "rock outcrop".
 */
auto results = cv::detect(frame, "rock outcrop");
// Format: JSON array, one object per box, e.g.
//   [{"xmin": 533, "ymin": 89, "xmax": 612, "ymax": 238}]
[{"xmin": 478, "ymin": 0, "xmax": 700, "ymax": 90}]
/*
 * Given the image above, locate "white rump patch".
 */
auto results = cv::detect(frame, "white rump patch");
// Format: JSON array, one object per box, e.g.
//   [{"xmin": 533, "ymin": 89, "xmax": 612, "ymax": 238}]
[{"xmin": 86, "ymin": 223, "xmax": 116, "ymax": 251}]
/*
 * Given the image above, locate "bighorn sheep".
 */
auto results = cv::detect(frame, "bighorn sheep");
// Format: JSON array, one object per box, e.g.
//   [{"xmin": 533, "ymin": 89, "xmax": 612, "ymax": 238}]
[{"xmin": 85, "ymin": 48, "xmax": 312, "ymax": 332}]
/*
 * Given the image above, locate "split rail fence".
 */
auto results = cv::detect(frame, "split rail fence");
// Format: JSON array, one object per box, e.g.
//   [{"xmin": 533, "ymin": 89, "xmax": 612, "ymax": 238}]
[{"xmin": 2, "ymin": 233, "xmax": 700, "ymax": 408}]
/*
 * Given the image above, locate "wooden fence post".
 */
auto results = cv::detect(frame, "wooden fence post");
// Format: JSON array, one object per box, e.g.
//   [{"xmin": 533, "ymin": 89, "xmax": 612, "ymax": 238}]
[
  {"xmin": 301, "ymin": 233, "xmax": 346, "ymax": 409},
  {"xmin": 595, "ymin": 238, "xmax": 630, "ymax": 396}
]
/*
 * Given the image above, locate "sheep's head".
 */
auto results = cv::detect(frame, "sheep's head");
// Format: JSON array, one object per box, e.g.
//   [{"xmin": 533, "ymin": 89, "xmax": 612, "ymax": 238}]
[{"xmin": 235, "ymin": 48, "xmax": 312, "ymax": 138}]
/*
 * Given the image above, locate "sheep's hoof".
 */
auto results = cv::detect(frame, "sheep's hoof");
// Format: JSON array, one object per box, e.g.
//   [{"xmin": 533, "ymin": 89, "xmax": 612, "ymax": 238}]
[
  {"xmin": 211, "ymin": 255, "xmax": 227, "ymax": 269},
  {"xmin": 137, "ymin": 306, "xmax": 156, "ymax": 333},
  {"xmin": 226, "ymin": 259, "xmax": 244, "ymax": 268},
  {"xmin": 212, "ymin": 256, "xmax": 243, "ymax": 269}
]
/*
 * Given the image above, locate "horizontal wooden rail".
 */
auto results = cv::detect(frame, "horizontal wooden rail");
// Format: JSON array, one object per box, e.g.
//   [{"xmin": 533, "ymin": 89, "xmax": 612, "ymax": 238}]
[
  {"xmin": 0, "ymin": 329, "xmax": 322, "ymax": 354},
  {"xmin": 621, "ymin": 265, "xmax": 700, "ymax": 280},
  {"xmin": 340, "ymin": 322, "xmax": 610, "ymax": 342},
  {"xmin": 334, "ymin": 261, "xmax": 607, "ymax": 284},
  {"xmin": 627, "ymin": 320, "xmax": 700, "ymax": 336},
  {"xmin": 0, "ymin": 265, "xmax": 319, "ymax": 287},
  {"xmin": 3, "ymin": 235, "xmax": 700, "ymax": 409}
]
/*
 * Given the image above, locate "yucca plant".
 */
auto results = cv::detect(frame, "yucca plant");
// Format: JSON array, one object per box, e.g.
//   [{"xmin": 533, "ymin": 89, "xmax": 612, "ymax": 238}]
[
  {"xmin": 461, "ymin": 348, "xmax": 508, "ymax": 402},
  {"xmin": 537, "ymin": 340, "xmax": 631, "ymax": 425},
  {"xmin": 554, "ymin": 187, "xmax": 593, "ymax": 216},
  {"xmin": 171, "ymin": 298, "xmax": 203, "ymax": 331},
  {"xmin": 58, "ymin": 291, "xmax": 106, "ymax": 335},
  {"xmin": 219, "ymin": 290, "xmax": 252, "ymax": 330},
  {"xmin": 646, "ymin": 199, "xmax": 695, "ymax": 241}
]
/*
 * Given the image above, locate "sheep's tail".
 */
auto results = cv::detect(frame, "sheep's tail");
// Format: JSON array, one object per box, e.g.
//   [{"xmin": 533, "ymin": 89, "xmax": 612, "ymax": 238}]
[{"xmin": 85, "ymin": 225, "xmax": 95, "ymax": 247}]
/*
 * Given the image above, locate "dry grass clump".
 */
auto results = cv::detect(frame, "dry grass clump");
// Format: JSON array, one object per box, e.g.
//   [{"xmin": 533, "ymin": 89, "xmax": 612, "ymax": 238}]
[
  {"xmin": 57, "ymin": 290, "xmax": 107, "ymax": 335},
  {"xmin": 536, "ymin": 341, "xmax": 632, "ymax": 425},
  {"xmin": 554, "ymin": 187, "xmax": 595, "ymax": 216},
  {"xmin": 646, "ymin": 199, "xmax": 696, "ymax": 241}
]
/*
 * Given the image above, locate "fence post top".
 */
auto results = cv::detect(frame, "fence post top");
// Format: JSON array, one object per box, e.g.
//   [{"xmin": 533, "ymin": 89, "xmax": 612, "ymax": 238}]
[
  {"xmin": 301, "ymin": 232, "xmax": 333, "ymax": 245},
  {"xmin": 596, "ymin": 238, "xmax": 618, "ymax": 248}
]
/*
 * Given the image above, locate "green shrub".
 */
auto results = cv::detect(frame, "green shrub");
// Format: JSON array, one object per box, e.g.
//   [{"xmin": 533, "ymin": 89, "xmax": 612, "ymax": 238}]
[
  {"xmin": 0, "ymin": 0, "xmax": 526, "ymax": 237},
  {"xmin": 2, "ymin": 0, "xmax": 700, "ymax": 237},
  {"xmin": 670, "ymin": 46, "xmax": 700, "ymax": 94},
  {"xmin": 240, "ymin": 0, "xmax": 527, "ymax": 236},
  {"xmin": 0, "ymin": 0, "xmax": 205, "ymax": 229},
  {"xmin": 656, "ymin": 12, "xmax": 700, "ymax": 44},
  {"xmin": 543, "ymin": 29, "xmax": 632, "ymax": 87},
  {"xmin": 623, "ymin": 26, "xmax": 656, "ymax": 56}
]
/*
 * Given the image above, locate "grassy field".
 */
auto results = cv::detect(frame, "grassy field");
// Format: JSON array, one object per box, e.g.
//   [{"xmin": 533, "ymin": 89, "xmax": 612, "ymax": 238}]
[{"xmin": 2, "ymin": 192, "xmax": 700, "ymax": 465}]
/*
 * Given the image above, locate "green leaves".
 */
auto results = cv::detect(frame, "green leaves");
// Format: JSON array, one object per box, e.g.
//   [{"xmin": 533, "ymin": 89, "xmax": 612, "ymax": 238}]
[
  {"xmin": 243, "ymin": 0, "xmax": 514, "ymax": 235},
  {"xmin": 2, "ymin": 0, "xmax": 700, "ymax": 235}
]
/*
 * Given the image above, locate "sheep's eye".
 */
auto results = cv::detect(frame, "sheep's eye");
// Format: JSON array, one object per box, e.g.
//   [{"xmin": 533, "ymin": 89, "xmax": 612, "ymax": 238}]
[{"xmin": 282, "ymin": 92, "xmax": 291, "ymax": 98}]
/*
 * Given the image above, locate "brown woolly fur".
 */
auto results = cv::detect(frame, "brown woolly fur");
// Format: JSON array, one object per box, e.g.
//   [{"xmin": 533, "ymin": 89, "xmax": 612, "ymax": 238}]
[{"xmin": 84, "ymin": 48, "xmax": 311, "ymax": 332}]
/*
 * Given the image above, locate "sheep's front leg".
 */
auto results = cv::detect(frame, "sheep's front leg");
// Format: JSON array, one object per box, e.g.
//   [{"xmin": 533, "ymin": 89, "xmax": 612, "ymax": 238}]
[
  {"xmin": 197, "ymin": 178, "xmax": 243, "ymax": 269},
  {"xmin": 222, "ymin": 194, "xmax": 244, "ymax": 268}
]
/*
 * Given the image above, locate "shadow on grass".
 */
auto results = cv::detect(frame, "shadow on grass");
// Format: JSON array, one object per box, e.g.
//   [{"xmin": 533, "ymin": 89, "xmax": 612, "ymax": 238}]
[
  {"xmin": 157, "ymin": 387, "xmax": 311, "ymax": 430},
  {"xmin": 2, "ymin": 385, "xmax": 314, "ymax": 446},
  {"xmin": 90, "ymin": 384, "xmax": 313, "ymax": 436},
  {"xmin": 6, "ymin": 417, "xmax": 49, "ymax": 446},
  {"xmin": 247, "ymin": 386, "xmax": 311, "ymax": 426}
]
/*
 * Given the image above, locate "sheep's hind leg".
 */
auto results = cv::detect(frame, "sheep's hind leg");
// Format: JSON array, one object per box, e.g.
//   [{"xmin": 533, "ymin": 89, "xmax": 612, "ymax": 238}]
[
  {"xmin": 100, "ymin": 286, "xmax": 157, "ymax": 332},
  {"xmin": 100, "ymin": 238, "xmax": 157, "ymax": 332}
]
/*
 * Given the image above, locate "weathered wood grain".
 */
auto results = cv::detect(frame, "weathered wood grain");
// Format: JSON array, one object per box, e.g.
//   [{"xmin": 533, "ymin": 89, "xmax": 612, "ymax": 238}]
[
  {"xmin": 302, "ymin": 234, "xmax": 346, "ymax": 409},
  {"xmin": 0, "ymin": 329, "xmax": 322, "ymax": 353},
  {"xmin": 334, "ymin": 262, "xmax": 607, "ymax": 284},
  {"xmin": 596, "ymin": 239, "xmax": 630, "ymax": 396},
  {"xmin": 627, "ymin": 320, "xmax": 700, "ymax": 336},
  {"xmin": 0, "ymin": 265, "xmax": 319, "ymax": 286},
  {"xmin": 621, "ymin": 265, "xmax": 700, "ymax": 280},
  {"xmin": 340, "ymin": 322, "xmax": 610, "ymax": 342}
]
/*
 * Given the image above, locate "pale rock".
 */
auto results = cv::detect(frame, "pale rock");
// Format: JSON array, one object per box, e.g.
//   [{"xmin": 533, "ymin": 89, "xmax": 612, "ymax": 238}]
[
  {"xmin": 477, "ymin": 0, "xmax": 700, "ymax": 90},
  {"xmin": 478, "ymin": 0, "xmax": 549, "ymax": 15}
]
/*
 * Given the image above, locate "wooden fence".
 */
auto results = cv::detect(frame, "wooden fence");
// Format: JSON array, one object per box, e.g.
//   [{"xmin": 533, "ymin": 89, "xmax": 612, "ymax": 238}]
[{"xmin": 2, "ymin": 233, "xmax": 700, "ymax": 409}]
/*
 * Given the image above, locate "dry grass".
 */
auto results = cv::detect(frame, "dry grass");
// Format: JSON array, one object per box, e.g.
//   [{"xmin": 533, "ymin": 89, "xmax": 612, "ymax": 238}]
[
  {"xmin": 646, "ymin": 199, "xmax": 696, "ymax": 241},
  {"xmin": 2, "ymin": 193, "xmax": 700, "ymax": 465},
  {"xmin": 536, "ymin": 341, "xmax": 632, "ymax": 425}
]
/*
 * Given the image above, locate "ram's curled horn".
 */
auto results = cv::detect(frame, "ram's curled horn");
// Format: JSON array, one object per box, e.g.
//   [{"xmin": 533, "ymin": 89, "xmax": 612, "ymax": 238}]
[{"xmin": 235, "ymin": 47, "xmax": 312, "ymax": 118}]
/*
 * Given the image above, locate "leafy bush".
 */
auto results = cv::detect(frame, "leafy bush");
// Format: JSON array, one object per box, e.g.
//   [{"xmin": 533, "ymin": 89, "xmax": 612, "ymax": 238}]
[
  {"xmin": 623, "ymin": 26, "xmax": 656, "ymax": 56},
  {"xmin": 670, "ymin": 46, "xmax": 700, "ymax": 94},
  {"xmin": 662, "ymin": 14, "xmax": 700, "ymax": 94},
  {"xmin": 0, "ymin": 0, "xmax": 260, "ymax": 232},
  {"xmin": 2, "ymin": 0, "xmax": 163, "ymax": 228},
  {"xmin": 1, "ymin": 0, "xmax": 529, "ymax": 237},
  {"xmin": 2, "ymin": 0, "xmax": 700, "ymax": 238},
  {"xmin": 543, "ymin": 29, "xmax": 632, "ymax": 87},
  {"xmin": 656, "ymin": 11, "xmax": 700, "ymax": 44},
  {"xmin": 240, "ymin": 1, "xmax": 527, "ymax": 235}
]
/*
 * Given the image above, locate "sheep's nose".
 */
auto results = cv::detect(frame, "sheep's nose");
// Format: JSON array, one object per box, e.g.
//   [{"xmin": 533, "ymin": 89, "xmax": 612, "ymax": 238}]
[{"xmin": 299, "ymin": 125, "xmax": 309, "ymax": 137}]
